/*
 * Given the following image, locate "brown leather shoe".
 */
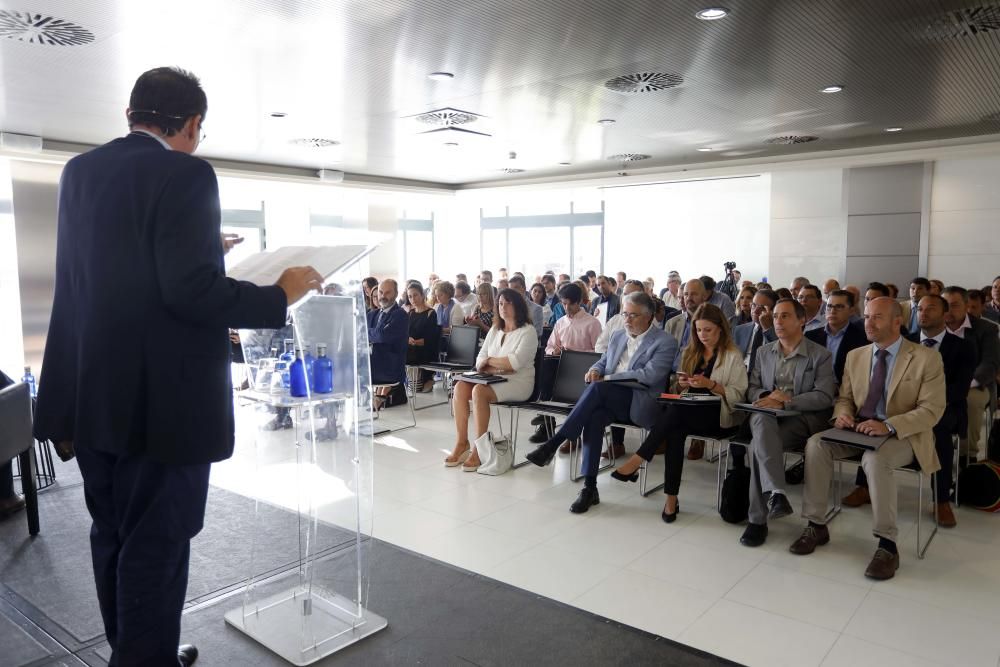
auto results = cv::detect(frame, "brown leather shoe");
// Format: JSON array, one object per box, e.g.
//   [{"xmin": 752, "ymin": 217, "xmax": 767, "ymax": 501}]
[
  {"xmin": 686, "ymin": 439, "xmax": 705, "ymax": 460},
  {"xmin": 789, "ymin": 524, "xmax": 830, "ymax": 555},
  {"xmin": 841, "ymin": 486, "xmax": 871, "ymax": 507},
  {"xmin": 935, "ymin": 502, "xmax": 957, "ymax": 528},
  {"xmin": 601, "ymin": 442, "xmax": 627, "ymax": 459},
  {"xmin": 558, "ymin": 440, "xmax": 579, "ymax": 454},
  {"xmin": 864, "ymin": 547, "xmax": 900, "ymax": 580}
]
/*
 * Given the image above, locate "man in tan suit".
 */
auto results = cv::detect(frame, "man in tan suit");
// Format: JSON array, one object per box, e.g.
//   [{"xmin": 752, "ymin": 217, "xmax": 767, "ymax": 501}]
[{"xmin": 789, "ymin": 297, "xmax": 945, "ymax": 580}]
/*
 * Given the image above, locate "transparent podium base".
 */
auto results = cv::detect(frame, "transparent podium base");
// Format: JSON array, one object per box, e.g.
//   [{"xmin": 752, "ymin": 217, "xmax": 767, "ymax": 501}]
[{"xmin": 224, "ymin": 588, "xmax": 387, "ymax": 665}]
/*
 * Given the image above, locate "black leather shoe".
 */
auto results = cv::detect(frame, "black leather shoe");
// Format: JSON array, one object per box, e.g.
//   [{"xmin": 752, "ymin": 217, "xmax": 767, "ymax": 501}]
[
  {"xmin": 528, "ymin": 424, "xmax": 549, "ymax": 443},
  {"xmin": 525, "ymin": 443, "xmax": 558, "ymax": 467},
  {"xmin": 661, "ymin": 502, "xmax": 679, "ymax": 523},
  {"xmin": 178, "ymin": 644, "xmax": 199, "ymax": 666},
  {"xmin": 570, "ymin": 487, "xmax": 600, "ymax": 514},
  {"xmin": 740, "ymin": 522, "xmax": 768, "ymax": 547},
  {"xmin": 767, "ymin": 492, "xmax": 794, "ymax": 520},
  {"xmin": 530, "ymin": 414, "xmax": 544, "ymax": 426},
  {"xmin": 784, "ymin": 459, "xmax": 805, "ymax": 485},
  {"xmin": 610, "ymin": 470, "xmax": 639, "ymax": 483}
]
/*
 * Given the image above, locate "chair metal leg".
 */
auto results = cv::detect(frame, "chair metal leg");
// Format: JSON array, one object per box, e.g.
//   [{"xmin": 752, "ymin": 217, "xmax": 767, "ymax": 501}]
[
  {"xmin": 824, "ymin": 459, "xmax": 843, "ymax": 523},
  {"xmin": 18, "ymin": 445, "xmax": 39, "ymax": 536},
  {"xmin": 917, "ymin": 470, "xmax": 938, "ymax": 559},
  {"xmin": 953, "ymin": 433, "xmax": 961, "ymax": 507}
]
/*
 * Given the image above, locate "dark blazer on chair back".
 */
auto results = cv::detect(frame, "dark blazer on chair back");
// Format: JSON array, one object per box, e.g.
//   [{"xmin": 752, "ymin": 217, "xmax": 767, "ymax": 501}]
[{"xmin": 33, "ymin": 133, "xmax": 288, "ymax": 465}]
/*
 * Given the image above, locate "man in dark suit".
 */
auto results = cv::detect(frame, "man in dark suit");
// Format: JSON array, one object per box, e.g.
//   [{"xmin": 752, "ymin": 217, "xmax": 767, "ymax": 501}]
[
  {"xmin": 367, "ymin": 279, "xmax": 409, "ymax": 407},
  {"xmin": 943, "ymin": 286, "xmax": 1000, "ymax": 465},
  {"xmin": 32, "ymin": 68, "xmax": 320, "ymax": 667},
  {"xmin": 733, "ymin": 289, "xmax": 780, "ymax": 375},
  {"xmin": 805, "ymin": 289, "xmax": 869, "ymax": 387},
  {"xmin": 841, "ymin": 295, "xmax": 975, "ymax": 526}
]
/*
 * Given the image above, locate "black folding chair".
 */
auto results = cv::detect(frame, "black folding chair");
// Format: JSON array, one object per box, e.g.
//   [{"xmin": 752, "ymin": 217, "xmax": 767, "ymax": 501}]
[{"xmin": 0, "ymin": 382, "xmax": 39, "ymax": 536}]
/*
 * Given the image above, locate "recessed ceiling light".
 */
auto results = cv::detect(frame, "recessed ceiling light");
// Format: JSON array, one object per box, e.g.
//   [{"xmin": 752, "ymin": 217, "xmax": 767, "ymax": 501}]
[
  {"xmin": 697, "ymin": 147, "xmax": 714, "ymax": 152},
  {"xmin": 820, "ymin": 85, "xmax": 844, "ymax": 93},
  {"xmin": 427, "ymin": 71, "xmax": 454, "ymax": 80},
  {"xmin": 269, "ymin": 111, "xmax": 287, "ymax": 118},
  {"xmin": 695, "ymin": 7, "xmax": 729, "ymax": 20},
  {"xmin": 443, "ymin": 142, "xmax": 459, "ymax": 147},
  {"xmin": 558, "ymin": 162, "xmax": 572, "ymax": 166},
  {"xmin": 884, "ymin": 126, "xmax": 903, "ymax": 132},
  {"xmin": 597, "ymin": 118, "xmax": 616, "ymax": 125}
]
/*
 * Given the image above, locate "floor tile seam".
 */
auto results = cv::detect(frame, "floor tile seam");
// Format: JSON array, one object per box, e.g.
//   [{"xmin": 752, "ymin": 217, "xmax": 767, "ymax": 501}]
[
  {"xmin": 532, "ymin": 530, "xmax": 653, "ymax": 570},
  {"xmin": 617, "ymin": 564, "xmax": 717, "ymax": 603},
  {"xmin": 749, "ymin": 558, "xmax": 876, "ymax": 594},
  {"xmin": 0, "ymin": 584, "xmax": 103, "ymax": 651},
  {"xmin": 853, "ymin": 585, "xmax": 1000, "ymax": 637},
  {"xmin": 719, "ymin": 582, "xmax": 858, "ymax": 635}
]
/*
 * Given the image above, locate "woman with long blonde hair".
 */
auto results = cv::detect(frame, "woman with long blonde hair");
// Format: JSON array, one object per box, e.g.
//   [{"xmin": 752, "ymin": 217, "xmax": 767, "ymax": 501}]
[
  {"xmin": 466, "ymin": 283, "xmax": 495, "ymax": 338},
  {"xmin": 612, "ymin": 303, "xmax": 748, "ymax": 523}
]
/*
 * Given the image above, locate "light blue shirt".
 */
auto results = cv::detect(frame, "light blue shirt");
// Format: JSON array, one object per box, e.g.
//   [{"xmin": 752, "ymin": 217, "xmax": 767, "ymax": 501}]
[
  {"xmin": 869, "ymin": 336, "xmax": 904, "ymax": 420},
  {"xmin": 824, "ymin": 323, "xmax": 848, "ymax": 364},
  {"xmin": 908, "ymin": 302, "xmax": 920, "ymax": 333},
  {"xmin": 804, "ymin": 311, "xmax": 825, "ymax": 332}
]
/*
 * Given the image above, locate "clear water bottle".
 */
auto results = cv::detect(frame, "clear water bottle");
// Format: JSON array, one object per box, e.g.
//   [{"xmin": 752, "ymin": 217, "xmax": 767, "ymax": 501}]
[
  {"xmin": 279, "ymin": 339, "xmax": 295, "ymax": 388},
  {"xmin": 289, "ymin": 348, "xmax": 309, "ymax": 397},
  {"xmin": 314, "ymin": 344, "xmax": 334, "ymax": 393},
  {"xmin": 22, "ymin": 366, "xmax": 36, "ymax": 398}
]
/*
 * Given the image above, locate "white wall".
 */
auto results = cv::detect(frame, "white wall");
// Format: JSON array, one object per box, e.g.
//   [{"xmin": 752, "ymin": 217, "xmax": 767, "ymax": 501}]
[
  {"xmin": 928, "ymin": 155, "xmax": 1000, "ymax": 287},
  {"xmin": 769, "ymin": 168, "xmax": 847, "ymax": 290},
  {"xmin": 603, "ymin": 175, "xmax": 771, "ymax": 286}
]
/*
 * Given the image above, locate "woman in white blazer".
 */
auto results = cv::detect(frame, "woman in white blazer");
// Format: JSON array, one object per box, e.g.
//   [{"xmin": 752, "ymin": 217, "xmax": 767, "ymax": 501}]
[
  {"xmin": 612, "ymin": 303, "xmax": 748, "ymax": 522},
  {"xmin": 445, "ymin": 289, "xmax": 538, "ymax": 471}
]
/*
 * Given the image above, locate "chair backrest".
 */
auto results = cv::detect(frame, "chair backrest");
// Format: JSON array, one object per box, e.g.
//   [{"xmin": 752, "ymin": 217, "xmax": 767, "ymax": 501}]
[
  {"xmin": 552, "ymin": 350, "xmax": 602, "ymax": 403},
  {"xmin": 446, "ymin": 325, "xmax": 479, "ymax": 366},
  {"xmin": 0, "ymin": 382, "xmax": 32, "ymax": 461}
]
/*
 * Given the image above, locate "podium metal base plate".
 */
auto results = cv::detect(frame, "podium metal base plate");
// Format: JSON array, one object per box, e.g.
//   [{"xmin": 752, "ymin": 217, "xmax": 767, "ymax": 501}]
[{"xmin": 225, "ymin": 587, "xmax": 387, "ymax": 665}]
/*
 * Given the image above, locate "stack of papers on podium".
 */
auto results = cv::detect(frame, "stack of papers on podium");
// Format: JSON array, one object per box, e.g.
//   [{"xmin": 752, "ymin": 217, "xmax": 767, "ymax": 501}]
[{"xmin": 226, "ymin": 245, "xmax": 372, "ymax": 285}]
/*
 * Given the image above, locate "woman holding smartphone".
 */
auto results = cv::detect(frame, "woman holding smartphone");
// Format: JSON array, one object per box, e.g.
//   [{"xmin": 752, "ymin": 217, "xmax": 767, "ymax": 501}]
[{"xmin": 611, "ymin": 303, "xmax": 748, "ymax": 522}]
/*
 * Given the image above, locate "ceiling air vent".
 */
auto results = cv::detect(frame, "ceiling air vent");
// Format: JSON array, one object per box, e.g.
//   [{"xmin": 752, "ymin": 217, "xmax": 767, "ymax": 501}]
[
  {"xmin": 606, "ymin": 153, "xmax": 651, "ymax": 161},
  {"xmin": 764, "ymin": 135, "xmax": 819, "ymax": 145},
  {"xmin": 412, "ymin": 107, "xmax": 482, "ymax": 126},
  {"xmin": 921, "ymin": 4, "xmax": 1000, "ymax": 39},
  {"xmin": 0, "ymin": 10, "xmax": 94, "ymax": 45},
  {"xmin": 499, "ymin": 168, "xmax": 525, "ymax": 174},
  {"xmin": 604, "ymin": 72, "xmax": 684, "ymax": 94},
  {"xmin": 291, "ymin": 138, "xmax": 340, "ymax": 148}
]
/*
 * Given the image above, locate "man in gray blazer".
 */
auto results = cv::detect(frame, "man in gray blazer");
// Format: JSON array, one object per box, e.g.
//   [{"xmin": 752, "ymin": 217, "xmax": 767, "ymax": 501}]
[
  {"xmin": 732, "ymin": 289, "xmax": 780, "ymax": 374},
  {"xmin": 526, "ymin": 292, "xmax": 677, "ymax": 513},
  {"xmin": 740, "ymin": 298, "xmax": 835, "ymax": 548}
]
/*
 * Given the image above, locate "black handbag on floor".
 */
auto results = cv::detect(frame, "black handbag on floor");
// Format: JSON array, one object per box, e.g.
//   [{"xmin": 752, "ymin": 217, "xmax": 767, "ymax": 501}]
[{"xmin": 719, "ymin": 460, "xmax": 751, "ymax": 523}]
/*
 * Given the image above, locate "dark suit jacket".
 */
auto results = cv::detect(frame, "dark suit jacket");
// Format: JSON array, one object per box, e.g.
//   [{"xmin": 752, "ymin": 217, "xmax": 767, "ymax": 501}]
[
  {"xmin": 367, "ymin": 304, "xmax": 409, "ymax": 384},
  {"xmin": 805, "ymin": 320, "xmax": 869, "ymax": 386},
  {"xmin": 965, "ymin": 315, "xmax": 1000, "ymax": 389},
  {"xmin": 732, "ymin": 321, "xmax": 777, "ymax": 359},
  {"xmin": 906, "ymin": 331, "xmax": 976, "ymax": 434},
  {"xmin": 33, "ymin": 133, "xmax": 287, "ymax": 465}
]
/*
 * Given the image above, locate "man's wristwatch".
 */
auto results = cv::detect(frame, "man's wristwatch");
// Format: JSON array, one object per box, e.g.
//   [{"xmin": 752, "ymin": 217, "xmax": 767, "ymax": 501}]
[{"xmin": 883, "ymin": 421, "xmax": 896, "ymax": 436}]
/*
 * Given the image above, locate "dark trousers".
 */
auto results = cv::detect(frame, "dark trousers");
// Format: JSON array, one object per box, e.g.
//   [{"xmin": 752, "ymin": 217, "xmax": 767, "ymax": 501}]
[
  {"xmin": 552, "ymin": 382, "xmax": 633, "ymax": 478},
  {"xmin": 75, "ymin": 445, "xmax": 211, "ymax": 667},
  {"xmin": 854, "ymin": 409, "xmax": 959, "ymax": 498},
  {"xmin": 636, "ymin": 403, "xmax": 723, "ymax": 495},
  {"xmin": 1, "ymin": 459, "xmax": 13, "ymax": 498}
]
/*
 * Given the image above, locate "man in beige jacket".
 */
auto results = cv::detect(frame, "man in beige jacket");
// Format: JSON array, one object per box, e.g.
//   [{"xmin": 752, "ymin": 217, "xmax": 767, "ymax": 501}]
[{"xmin": 789, "ymin": 297, "xmax": 945, "ymax": 580}]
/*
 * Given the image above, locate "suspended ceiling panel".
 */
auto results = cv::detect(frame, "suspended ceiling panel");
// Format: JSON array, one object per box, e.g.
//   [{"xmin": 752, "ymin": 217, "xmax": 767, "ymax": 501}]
[{"xmin": 0, "ymin": 0, "xmax": 998, "ymax": 185}]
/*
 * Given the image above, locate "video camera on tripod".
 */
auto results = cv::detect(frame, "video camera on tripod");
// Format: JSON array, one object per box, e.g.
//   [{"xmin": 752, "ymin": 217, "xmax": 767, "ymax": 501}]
[{"xmin": 718, "ymin": 261, "xmax": 738, "ymax": 301}]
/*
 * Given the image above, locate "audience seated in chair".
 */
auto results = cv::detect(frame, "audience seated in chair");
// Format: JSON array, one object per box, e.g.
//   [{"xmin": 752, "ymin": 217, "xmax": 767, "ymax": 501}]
[
  {"xmin": 455, "ymin": 280, "xmax": 478, "ymax": 314},
  {"xmin": 433, "ymin": 280, "xmax": 465, "ymax": 334},
  {"xmin": 509, "ymin": 275, "xmax": 544, "ymax": 337},
  {"xmin": 797, "ymin": 284, "xmax": 826, "ymax": 332},
  {"xmin": 666, "ymin": 279, "xmax": 709, "ymax": 371},
  {"xmin": 983, "ymin": 275, "xmax": 1000, "ymax": 323},
  {"xmin": 903, "ymin": 277, "xmax": 931, "ymax": 333},
  {"xmin": 701, "ymin": 275, "xmax": 736, "ymax": 320},
  {"xmin": 447, "ymin": 289, "xmax": 538, "ymax": 471},
  {"xmin": 733, "ymin": 289, "xmax": 779, "ymax": 375},
  {"xmin": 739, "ymin": 298, "xmax": 835, "ymax": 548},
  {"xmin": 730, "ymin": 285, "xmax": 756, "ymax": 329},
  {"xmin": 405, "ymin": 284, "xmax": 442, "ymax": 393},
  {"xmin": 368, "ymin": 279, "xmax": 409, "ymax": 409},
  {"xmin": 525, "ymin": 292, "xmax": 677, "ymax": 514},
  {"xmin": 591, "ymin": 275, "xmax": 621, "ymax": 321},
  {"xmin": 467, "ymin": 283, "xmax": 496, "ymax": 339},
  {"xmin": 612, "ymin": 303, "xmax": 748, "ymax": 522},
  {"xmin": 805, "ymin": 289, "xmax": 869, "ymax": 388},
  {"xmin": 942, "ymin": 285, "xmax": 999, "ymax": 467},
  {"xmin": 530, "ymin": 282, "xmax": 553, "ymax": 326},
  {"xmin": 842, "ymin": 294, "xmax": 976, "ymax": 528},
  {"xmin": 660, "ymin": 270, "xmax": 682, "ymax": 310},
  {"xmin": 789, "ymin": 276, "xmax": 809, "ymax": 300},
  {"xmin": 790, "ymin": 297, "xmax": 945, "ymax": 581},
  {"xmin": 541, "ymin": 274, "xmax": 559, "ymax": 310}
]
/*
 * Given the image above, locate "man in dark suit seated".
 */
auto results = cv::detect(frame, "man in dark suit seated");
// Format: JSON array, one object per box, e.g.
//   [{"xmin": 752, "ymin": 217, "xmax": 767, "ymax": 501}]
[
  {"xmin": 841, "ymin": 295, "xmax": 975, "ymax": 526},
  {"xmin": 943, "ymin": 286, "xmax": 1000, "ymax": 467},
  {"xmin": 733, "ymin": 289, "xmax": 780, "ymax": 374},
  {"xmin": 805, "ymin": 289, "xmax": 869, "ymax": 388},
  {"xmin": 32, "ymin": 67, "xmax": 321, "ymax": 667},
  {"xmin": 368, "ymin": 279, "xmax": 410, "ymax": 408},
  {"xmin": 525, "ymin": 292, "xmax": 677, "ymax": 513},
  {"xmin": 740, "ymin": 299, "xmax": 835, "ymax": 548}
]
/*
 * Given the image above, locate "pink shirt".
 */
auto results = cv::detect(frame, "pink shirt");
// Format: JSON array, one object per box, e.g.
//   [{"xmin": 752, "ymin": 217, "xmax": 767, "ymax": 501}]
[{"xmin": 546, "ymin": 309, "xmax": 602, "ymax": 355}]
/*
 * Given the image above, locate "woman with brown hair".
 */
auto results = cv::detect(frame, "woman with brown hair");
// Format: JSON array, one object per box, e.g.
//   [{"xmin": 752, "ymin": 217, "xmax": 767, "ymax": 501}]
[
  {"xmin": 731, "ymin": 285, "xmax": 756, "ymax": 328},
  {"xmin": 574, "ymin": 279, "xmax": 592, "ymax": 313},
  {"xmin": 611, "ymin": 303, "xmax": 748, "ymax": 522},
  {"xmin": 405, "ymin": 284, "xmax": 440, "ymax": 392}
]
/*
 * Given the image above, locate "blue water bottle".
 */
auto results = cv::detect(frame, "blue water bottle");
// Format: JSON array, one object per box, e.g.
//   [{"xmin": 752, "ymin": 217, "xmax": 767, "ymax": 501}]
[
  {"xmin": 304, "ymin": 344, "xmax": 316, "ymax": 389},
  {"xmin": 289, "ymin": 348, "xmax": 309, "ymax": 397},
  {"xmin": 314, "ymin": 344, "xmax": 334, "ymax": 393},
  {"xmin": 279, "ymin": 339, "xmax": 294, "ymax": 388},
  {"xmin": 22, "ymin": 366, "xmax": 36, "ymax": 398}
]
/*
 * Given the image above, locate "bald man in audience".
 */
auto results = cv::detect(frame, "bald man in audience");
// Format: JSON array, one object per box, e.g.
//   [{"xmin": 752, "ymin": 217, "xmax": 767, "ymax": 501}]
[
  {"xmin": 789, "ymin": 276, "xmax": 809, "ymax": 299},
  {"xmin": 844, "ymin": 285, "xmax": 862, "ymax": 322},
  {"xmin": 822, "ymin": 279, "xmax": 840, "ymax": 302},
  {"xmin": 666, "ymin": 279, "xmax": 707, "ymax": 370},
  {"xmin": 790, "ymin": 297, "xmax": 945, "ymax": 580}
]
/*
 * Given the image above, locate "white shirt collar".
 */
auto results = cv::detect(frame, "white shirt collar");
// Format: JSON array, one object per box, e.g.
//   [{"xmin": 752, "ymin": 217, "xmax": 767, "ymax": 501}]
[
  {"xmin": 920, "ymin": 329, "xmax": 948, "ymax": 346},
  {"xmin": 628, "ymin": 322, "xmax": 652, "ymax": 343},
  {"xmin": 948, "ymin": 314, "xmax": 972, "ymax": 337},
  {"xmin": 132, "ymin": 129, "xmax": 171, "ymax": 150}
]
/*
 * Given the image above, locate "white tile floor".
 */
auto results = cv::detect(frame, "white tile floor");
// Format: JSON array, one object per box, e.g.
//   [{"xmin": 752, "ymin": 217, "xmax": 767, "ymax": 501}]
[{"xmin": 213, "ymin": 390, "xmax": 1000, "ymax": 667}]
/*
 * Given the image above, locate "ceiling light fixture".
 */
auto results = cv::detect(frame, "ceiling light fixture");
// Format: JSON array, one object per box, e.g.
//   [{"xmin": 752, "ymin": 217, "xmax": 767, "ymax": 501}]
[
  {"xmin": 427, "ymin": 71, "xmax": 454, "ymax": 80},
  {"xmin": 269, "ymin": 112, "xmax": 287, "ymax": 118},
  {"xmin": 443, "ymin": 142, "xmax": 459, "ymax": 147},
  {"xmin": 820, "ymin": 85, "xmax": 845, "ymax": 93},
  {"xmin": 695, "ymin": 7, "xmax": 729, "ymax": 20},
  {"xmin": 597, "ymin": 118, "xmax": 616, "ymax": 125},
  {"xmin": 884, "ymin": 126, "xmax": 903, "ymax": 132},
  {"xmin": 697, "ymin": 147, "xmax": 714, "ymax": 152},
  {"xmin": 558, "ymin": 162, "xmax": 572, "ymax": 166}
]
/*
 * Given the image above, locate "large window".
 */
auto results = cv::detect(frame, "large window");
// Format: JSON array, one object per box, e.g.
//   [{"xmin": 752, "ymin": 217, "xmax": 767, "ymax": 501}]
[
  {"xmin": 479, "ymin": 202, "xmax": 604, "ymax": 278},
  {"xmin": 222, "ymin": 206, "xmax": 265, "ymax": 271},
  {"xmin": 399, "ymin": 216, "xmax": 434, "ymax": 283}
]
